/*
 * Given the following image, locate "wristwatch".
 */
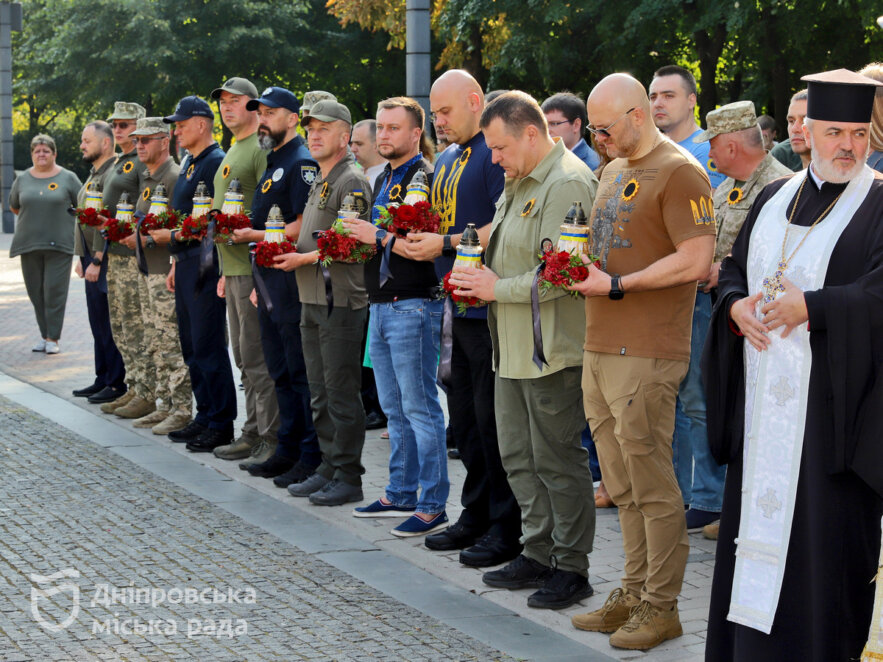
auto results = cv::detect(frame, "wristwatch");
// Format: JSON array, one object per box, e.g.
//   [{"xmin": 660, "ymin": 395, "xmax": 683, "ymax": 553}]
[
  {"xmin": 145, "ymin": 236, "xmax": 156, "ymax": 249},
  {"xmin": 375, "ymin": 228, "xmax": 388, "ymax": 251},
  {"xmin": 91, "ymin": 256, "xmax": 101, "ymax": 267},
  {"xmin": 442, "ymin": 234, "xmax": 456, "ymax": 257},
  {"xmin": 170, "ymin": 230, "xmax": 177, "ymax": 243},
  {"xmin": 609, "ymin": 275, "xmax": 624, "ymax": 300}
]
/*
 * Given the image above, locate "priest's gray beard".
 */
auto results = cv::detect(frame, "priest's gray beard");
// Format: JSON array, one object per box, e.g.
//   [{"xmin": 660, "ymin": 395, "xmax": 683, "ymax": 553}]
[{"xmin": 810, "ymin": 144, "xmax": 867, "ymax": 183}]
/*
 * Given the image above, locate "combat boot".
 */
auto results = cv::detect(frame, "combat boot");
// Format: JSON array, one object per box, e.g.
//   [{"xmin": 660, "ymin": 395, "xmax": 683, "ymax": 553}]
[
  {"xmin": 152, "ymin": 410, "xmax": 192, "ymax": 435},
  {"xmin": 114, "ymin": 396, "xmax": 156, "ymax": 419},
  {"xmin": 238, "ymin": 437, "xmax": 277, "ymax": 470},
  {"xmin": 214, "ymin": 432, "xmax": 260, "ymax": 461},
  {"xmin": 132, "ymin": 409, "xmax": 169, "ymax": 428},
  {"xmin": 572, "ymin": 588, "xmax": 640, "ymax": 633},
  {"xmin": 100, "ymin": 390, "xmax": 134, "ymax": 414},
  {"xmin": 608, "ymin": 600, "xmax": 682, "ymax": 650}
]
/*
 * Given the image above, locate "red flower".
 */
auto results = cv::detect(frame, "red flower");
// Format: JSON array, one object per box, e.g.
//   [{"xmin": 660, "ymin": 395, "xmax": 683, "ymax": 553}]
[
  {"xmin": 75, "ymin": 207, "xmax": 109, "ymax": 228},
  {"xmin": 253, "ymin": 240, "xmax": 296, "ymax": 268},
  {"xmin": 378, "ymin": 201, "xmax": 441, "ymax": 236},
  {"xmin": 537, "ymin": 248, "xmax": 596, "ymax": 298},
  {"xmin": 441, "ymin": 271, "xmax": 484, "ymax": 314},
  {"xmin": 316, "ymin": 222, "xmax": 376, "ymax": 266},
  {"xmin": 214, "ymin": 212, "xmax": 251, "ymax": 242},
  {"xmin": 102, "ymin": 218, "xmax": 134, "ymax": 243},
  {"xmin": 179, "ymin": 214, "xmax": 209, "ymax": 240},
  {"xmin": 141, "ymin": 210, "xmax": 179, "ymax": 235}
]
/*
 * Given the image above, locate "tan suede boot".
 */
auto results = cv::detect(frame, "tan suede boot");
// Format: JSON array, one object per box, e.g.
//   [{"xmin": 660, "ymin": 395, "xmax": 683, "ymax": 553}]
[
  {"xmin": 114, "ymin": 396, "xmax": 156, "ymax": 419},
  {"xmin": 132, "ymin": 409, "xmax": 169, "ymax": 428},
  {"xmin": 214, "ymin": 432, "xmax": 260, "ymax": 460},
  {"xmin": 152, "ymin": 410, "xmax": 192, "ymax": 435},
  {"xmin": 572, "ymin": 588, "xmax": 640, "ymax": 633},
  {"xmin": 609, "ymin": 600, "xmax": 683, "ymax": 650},
  {"xmin": 100, "ymin": 390, "xmax": 134, "ymax": 414},
  {"xmin": 237, "ymin": 437, "xmax": 277, "ymax": 470}
]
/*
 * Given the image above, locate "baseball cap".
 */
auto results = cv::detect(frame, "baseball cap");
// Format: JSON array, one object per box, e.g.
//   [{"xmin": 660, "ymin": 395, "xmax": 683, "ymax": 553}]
[
  {"xmin": 301, "ymin": 100, "xmax": 352, "ymax": 127},
  {"xmin": 246, "ymin": 87, "xmax": 300, "ymax": 113},
  {"xmin": 163, "ymin": 96, "xmax": 214, "ymax": 123},
  {"xmin": 210, "ymin": 77, "xmax": 259, "ymax": 100}
]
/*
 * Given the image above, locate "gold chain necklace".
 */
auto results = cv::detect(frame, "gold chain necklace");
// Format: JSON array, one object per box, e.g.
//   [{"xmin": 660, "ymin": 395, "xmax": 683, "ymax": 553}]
[{"xmin": 761, "ymin": 177, "xmax": 844, "ymax": 303}]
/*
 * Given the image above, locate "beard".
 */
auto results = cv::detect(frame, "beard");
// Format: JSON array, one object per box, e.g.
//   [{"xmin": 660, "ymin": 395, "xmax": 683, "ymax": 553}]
[
  {"xmin": 378, "ymin": 144, "xmax": 407, "ymax": 161},
  {"xmin": 258, "ymin": 125, "xmax": 286, "ymax": 151},
  {"xmin": 82, "ymin": 148, "xmax": 101, "ymax": 163},
  {"xmin": 810, "ymin": 144, "xmax": 865, "ymax": 184}
]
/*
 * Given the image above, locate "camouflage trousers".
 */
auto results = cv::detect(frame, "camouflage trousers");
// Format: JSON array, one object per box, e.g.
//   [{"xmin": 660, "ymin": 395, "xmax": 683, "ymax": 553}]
[
  {"xmin": 107, "ymin": 255, "xmax": 150, "ymax": 399},
  {"xmin": 137, "ymin": 272, "xmax": 192, "ymax": 414}
]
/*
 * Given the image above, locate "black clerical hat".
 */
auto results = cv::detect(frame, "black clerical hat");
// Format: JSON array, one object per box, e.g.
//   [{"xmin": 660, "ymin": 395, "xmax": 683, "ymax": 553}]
[{"xmin": 801, "ymin": 69, "xmax": 882, "ymax": 122}]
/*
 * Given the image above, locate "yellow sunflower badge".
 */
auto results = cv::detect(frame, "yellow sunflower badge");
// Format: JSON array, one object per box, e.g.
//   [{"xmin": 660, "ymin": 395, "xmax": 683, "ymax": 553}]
[
  {"xmin": 47, "ymin": 182, "xmax": 58, "ymax": 191},
  {"xmin": 122, "ymin": 161, "xmax": 134, "ymax": 174},
  {"xmin": 186, "ymin": 164, "xmax": 195, "ymax": 180},
  {"xmin": 520, "ymin": 198, "xmax": 536, "ymax": 217},
  {"xmin": 388, "ymin": 184, "xmax": 402, "ymax": 201},
  {"xmin": 727, "ymin": 187, "xmax": 744, "ymax": 205},
  {"xmin": 142, "ymin": 188, "xmax": 151, "ymax": 201},
  {"xmin": 261, "ymin": 179, "xmax": 272, "ymax": 194},
  {"xmin": 707, "ymin": 158, "xmax": 718, "ymax": 172},
  {"xmin": 621, "ymin": 178, "xmax": 639, "ymax": 202},
  {"xmin": 222, "ymin": 164, "xmax": 231, "ymax": 179}
]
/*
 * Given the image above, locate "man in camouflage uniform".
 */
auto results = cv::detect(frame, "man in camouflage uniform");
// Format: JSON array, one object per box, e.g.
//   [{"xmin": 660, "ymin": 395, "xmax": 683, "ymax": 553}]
[
  {"xmin": 119, "ymin": 117, "xmax": 191, "ymax": 427},
  {"xmin": 99, "ymin": 102, "xmax": 150, "ymax": 414},
  {"xmin": 685, "ymin": 101, "xmax": 793, "ymax": 538},
  {"xmin": 300, "ymin": 91, "xmax": 337, "ymax": 120}
]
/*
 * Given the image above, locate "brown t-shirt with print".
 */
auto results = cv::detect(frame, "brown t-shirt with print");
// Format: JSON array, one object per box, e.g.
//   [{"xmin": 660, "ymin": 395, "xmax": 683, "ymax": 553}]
[{"xmin": 584, "ymin": 138, "xmax": 714, "ymax": 361}]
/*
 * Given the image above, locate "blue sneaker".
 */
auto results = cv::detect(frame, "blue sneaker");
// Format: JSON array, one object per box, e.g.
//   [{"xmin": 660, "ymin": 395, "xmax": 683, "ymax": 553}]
[
  {"xmin": 391, "ymin": 512, "xmax": 449, "ymax": 538},
  {"xmin": 352, "ymin": 499, "xmax": 416, "ymax": 518}
]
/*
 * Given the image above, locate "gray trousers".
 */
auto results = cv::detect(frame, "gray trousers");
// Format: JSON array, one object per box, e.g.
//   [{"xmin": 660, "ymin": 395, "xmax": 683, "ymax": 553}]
[
  {"xmin": 301, "ymin": 303, "xmax": 367, "ymax": 486},
  {"xmin": 20, "ymin": 250, "xmax": 72, "ymax": 340},
  {"xmin": 495, "ymin": 366, "xmax": 596, "ymax": 576},
  {"xmin": 225, "ymin": 275, "xmax": 279, "ymax": 439}
]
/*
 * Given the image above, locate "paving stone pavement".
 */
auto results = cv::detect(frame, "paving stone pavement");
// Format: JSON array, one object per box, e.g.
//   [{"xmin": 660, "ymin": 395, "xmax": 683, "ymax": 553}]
[{"xmin": 0, "ymin": 233, "xmax": 715, "ymax": 661}]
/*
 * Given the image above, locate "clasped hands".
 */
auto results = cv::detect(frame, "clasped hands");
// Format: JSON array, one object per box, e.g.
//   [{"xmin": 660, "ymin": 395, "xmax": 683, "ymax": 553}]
[{"xmin": 730, "ymin": 277, "xmax": 809, "ymax": 351}]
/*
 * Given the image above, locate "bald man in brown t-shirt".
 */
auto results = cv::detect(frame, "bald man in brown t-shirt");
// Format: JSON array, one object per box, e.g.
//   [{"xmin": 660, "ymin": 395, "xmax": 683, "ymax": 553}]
[{"xmin": 568, "ymin": 73, "xmax": 715, "ymax": 652}]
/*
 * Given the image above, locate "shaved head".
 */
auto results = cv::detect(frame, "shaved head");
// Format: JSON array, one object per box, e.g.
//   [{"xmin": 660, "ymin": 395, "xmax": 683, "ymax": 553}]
[
  {"xmin": 430, "ymin": 69, "xmax": 485, "ymax": 145},
  {"xmin": 587, "ymin": 74, "xmax": 656, "ymax": 160}
]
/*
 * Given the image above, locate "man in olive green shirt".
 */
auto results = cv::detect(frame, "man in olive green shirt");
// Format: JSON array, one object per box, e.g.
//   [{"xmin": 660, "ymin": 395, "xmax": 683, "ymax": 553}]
[
  {"xmin": 452, "ymin": 92, "xmax": 598, "ymax": 609},
  {"xmin": 72, "ymin": 120, "xmax": 126, "ymax": 401},
  {"xmin": 208, "ymin": 77, "xmax": 279, "ymax": 463},
  {"xmin": 99, "ymin": 101, "xmax": 147, "ymax": 409}
]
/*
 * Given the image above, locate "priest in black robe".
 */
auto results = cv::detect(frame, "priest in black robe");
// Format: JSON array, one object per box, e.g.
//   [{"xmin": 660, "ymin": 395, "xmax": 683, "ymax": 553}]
[{"xmin": 704, "ymin": 69, "xmax": 883, "ymax": 662}]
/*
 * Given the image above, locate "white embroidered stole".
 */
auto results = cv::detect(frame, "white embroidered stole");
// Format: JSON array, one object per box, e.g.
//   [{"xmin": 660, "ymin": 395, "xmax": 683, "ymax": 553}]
[{"xmin": 729, "ymin": 165, "xmax": 874, "ymax": 633}]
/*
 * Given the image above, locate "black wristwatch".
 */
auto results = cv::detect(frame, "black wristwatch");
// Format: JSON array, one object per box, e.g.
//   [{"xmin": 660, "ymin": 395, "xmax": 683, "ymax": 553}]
[
  {"xmin": 91, "ymin": 256, "xmax": 101, "ymax": 267},
  {"xmin": 375, "ymin": 228, "xmax": 388, "ymax": 251},
  {"xmin": 145, "ymin": 236, "xmax": 156, "ymax": 249},
  {"xmin": 609, "ymin": 275, "xmax": 624, "ymax": 300},
  {"xmin": 442, "ymin": 234, "xmax": 456, "ymax": 257}
]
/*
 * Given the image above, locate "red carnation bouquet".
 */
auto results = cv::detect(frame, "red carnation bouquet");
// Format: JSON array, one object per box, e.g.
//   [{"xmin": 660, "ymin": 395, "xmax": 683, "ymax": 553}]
[
  {"xmin": 253, "ymin": 240, "xmax": 296, "ymax": 268},
  {"xmin": 178, "ymin": 213, "xmax": 209, "ymax": 241},
  {"xmin": 214, "ymin": 212, "xmax": 251, "ymax": 243},
  {"xmin": 537, "ymin": 248, "xmax": 598, "ymax": 297},
  {"xmin": 75, "ymin": 207, "xmax": 109, "ymax": 228},
  {"xmin": 102, "ymin": 218, "xmax": 135, "ymax": 243},
  {"xmin": 441, "ymin": 271, "xmax": 485, "ymax": 314},
  {"xmin": 377, "ymin": 200, "xmax": 440, "ymax": 236},
  {"xmin": 140, "ymin": 210, "xmax": 180, "ymax": 235},
  {"xmin": 316, "ymin": 219, "xmax": 376, "ymax": 267}
]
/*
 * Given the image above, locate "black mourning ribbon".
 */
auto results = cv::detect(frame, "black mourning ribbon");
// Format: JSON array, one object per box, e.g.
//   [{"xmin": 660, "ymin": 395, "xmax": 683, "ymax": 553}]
[
  {"xmin": 134, "ymin": 211, "xmax": 148, "ymax": 275},
  {"xmin": 378, "ymin": 235, "xmax": 396, "ymax": 288},
  {"xmin": 195, "ymin": 210, "xmax": 218, "ymax": 295},
  {"xmin": 312, "ymin": 230, "xmax": 334, "ymax": 317},
  {"xmin": 436, "ymin": 296, "xmax": 454, "ymax": 387},
  {"xmin": 250, "ymin": 248, "xmax": 274, "ymax": 314},
  {"xmin": 530, "ymin": 263, "xmax": 550, "ymax": 370}
]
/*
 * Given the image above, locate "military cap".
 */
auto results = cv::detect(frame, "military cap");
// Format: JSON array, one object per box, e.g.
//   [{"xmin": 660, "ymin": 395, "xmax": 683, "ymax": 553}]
[
  {"xmin": 802, "ymin": 68, "xmax": 883, "ymax": 123},
  {"xmin": 246, "ymin": 87, "xmax": 300, "ymax": 114},
  {"xmin": 107, "ymin": 101, "xmax": 146, "ymax": 122},
  {"xmin": 163, "ymin": 96, "xmax": 214, "ymax": 123},
  {"xmin": 693, "ymin": 101, "xmax": 757, "ymax": 143},
  {"xmin": 129, "ymin": 117, "xmax": 170, "ymax": 137},
  {"xmin": 301, "ymin": 100, "xmax": 352, "ymax": 128},
  {"xmin": 210, "ymin": 77, "xmax": 259, "ymax": 100},
  {"xmin": 301, "ymin": 90, "xmax": 337, "ymax": 116}
]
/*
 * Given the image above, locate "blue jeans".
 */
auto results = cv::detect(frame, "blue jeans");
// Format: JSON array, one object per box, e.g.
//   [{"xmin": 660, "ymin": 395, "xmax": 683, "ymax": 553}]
[
  {"xmin": 672, "ymin": 291, "xmax": 725, "ymax": 511},
  {"xmin": 369, "ymin": 298, "xmax": 449, "ymax": 514}
]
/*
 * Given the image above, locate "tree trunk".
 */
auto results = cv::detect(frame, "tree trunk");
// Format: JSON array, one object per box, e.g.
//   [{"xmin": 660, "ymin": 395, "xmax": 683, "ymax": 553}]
[
  {"xmin": 760, "ymin": 8, "xmax": 789, "ymax": 140},
  {"xmin": 693, "ymin": 22, "xmax": 726, "ymax": 125}
]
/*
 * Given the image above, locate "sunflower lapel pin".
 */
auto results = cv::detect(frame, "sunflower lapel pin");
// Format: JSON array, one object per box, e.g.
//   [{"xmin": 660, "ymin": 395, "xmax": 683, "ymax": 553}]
[
  {"xmin": 520, "ymin": 198, "xmax": 536, "ymax": 217},
  {"xmin": 727, "ymin": 187, "xmax": 744, "ymax": 205},
  {"xmin": 318, "ymin": 181, "xmax": 330, "ymax": 210}
]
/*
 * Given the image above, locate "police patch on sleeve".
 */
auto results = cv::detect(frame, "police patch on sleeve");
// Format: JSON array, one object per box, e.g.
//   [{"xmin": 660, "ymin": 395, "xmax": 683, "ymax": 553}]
[
  {"xmin": 272, "ymin": 167, "xmax": 284, "ymax": 182},
  {"xmin": 301, "ymin": 165, "xmax": 317, "ymax": 185}
]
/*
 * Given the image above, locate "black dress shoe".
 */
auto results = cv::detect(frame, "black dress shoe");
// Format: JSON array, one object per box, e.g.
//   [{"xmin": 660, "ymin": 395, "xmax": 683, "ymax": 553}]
[
  {"xmin": 73, "ymin": 383, "xmax": 102, "ymax": 398},
  {"xmin": 272, "ymin": 461, "xmax": 317, "ymax": 487},
  {"xmin": 459, "ymin": 534, "xmax": 523, "ymax": 568},
  {"xmin": 185, "ymin": 428, "xmax": 233, "ymax": 452},
  {"xmin": 247, "ymin": 454, "xmax": 295, "ymax": 478},
  {"xmin": 425, "ymin": 521, "xmax": 480, "ymax": 551},
  {"xmin": 364, "ymin": 411, "xmax": 387, "ymax": 430},
  {"xmin": 527, "ymin": 569, "xmax": 593, "ymax": 609},
  {"xmin": 168, "ymin": 421, "xmax": 207, "ymax": 443},
  {"xmin": 447, "ymin": 448, "xmax": 461, "ymax": 460},
  {"xmin": 87, "ymin": 386, "xmax": 126, "ymax": 404},
  {"xmin": 482, "ymin": 554, "xmax": 553, "ymax": 589}
]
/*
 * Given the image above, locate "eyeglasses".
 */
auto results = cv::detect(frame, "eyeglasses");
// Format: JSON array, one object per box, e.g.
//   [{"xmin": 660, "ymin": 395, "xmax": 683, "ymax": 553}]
[
  {"xmin": 132, "ymin": 136, "xmax": 166, "ymax": 145},
  {"xmin": 112, "ymin": 121, "xmax": 131, "ymax": 130},
  {"xmin": 587, "ymin": 107, "xmax": 636, "ymax": 138},
  {"xmin": 547, "ymin": 119, "xmax": 574, "ymax": 128}
]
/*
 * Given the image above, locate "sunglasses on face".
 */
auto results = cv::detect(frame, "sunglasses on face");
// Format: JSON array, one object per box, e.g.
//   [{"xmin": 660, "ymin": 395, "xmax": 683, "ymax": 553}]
[
  {"xmin": 132, "ymin": 136, "xmax": 165, "ymax": 145},
  {"xmin": 113, "ymin": 122, "xmax": 131, "ymax": 130},
  {"xmin": 588, "ymin": 107, "xmax": 636, "ymax": 138}
]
